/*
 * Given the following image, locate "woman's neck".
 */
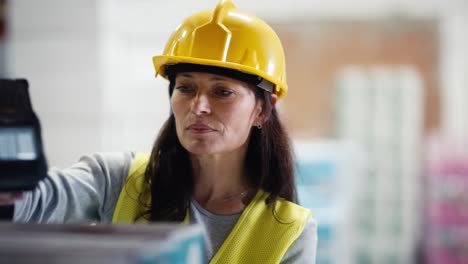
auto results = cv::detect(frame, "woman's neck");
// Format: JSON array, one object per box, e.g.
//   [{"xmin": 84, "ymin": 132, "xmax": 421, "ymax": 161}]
[{"xmin": 190, "ymin": 149, "xmax": 253, "ymax": 215}]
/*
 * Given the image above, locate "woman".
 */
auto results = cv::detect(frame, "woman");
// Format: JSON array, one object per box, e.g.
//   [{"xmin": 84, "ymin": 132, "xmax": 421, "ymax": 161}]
[{"xmin": 1, "ymin": 0, "xmax": 317, "ymax": 263}]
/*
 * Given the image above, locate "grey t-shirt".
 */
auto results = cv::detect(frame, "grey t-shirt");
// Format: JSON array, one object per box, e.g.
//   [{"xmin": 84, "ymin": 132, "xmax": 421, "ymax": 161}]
[
  {"xmin": 189, "ymin": 198, "xmax": 317, "ymax": 263},
  {"xmin": 14, "ymin": 152, "xmax": 317, "ymax": 263}
]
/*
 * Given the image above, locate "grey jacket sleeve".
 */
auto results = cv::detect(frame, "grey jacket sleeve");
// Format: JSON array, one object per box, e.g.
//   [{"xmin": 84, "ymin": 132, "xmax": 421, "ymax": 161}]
[
  {"xmin": 13, "ymin": 152, "xmax": 134, "ymax": 224},
  {"xmin": 281, "ymin": 217, "xmax": 318, "ymax": 264}
]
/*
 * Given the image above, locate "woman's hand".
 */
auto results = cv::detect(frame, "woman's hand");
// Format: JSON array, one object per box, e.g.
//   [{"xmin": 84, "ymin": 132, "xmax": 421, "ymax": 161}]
[{"xmin": 0, "ymin": 192, "xmax": 23, "ymax": 206}]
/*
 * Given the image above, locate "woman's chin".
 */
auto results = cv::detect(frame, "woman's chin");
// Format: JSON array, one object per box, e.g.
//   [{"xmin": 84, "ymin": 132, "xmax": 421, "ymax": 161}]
[{"xmin": 182, "ymin": 141, "xmax": 218, "ymax": 155}]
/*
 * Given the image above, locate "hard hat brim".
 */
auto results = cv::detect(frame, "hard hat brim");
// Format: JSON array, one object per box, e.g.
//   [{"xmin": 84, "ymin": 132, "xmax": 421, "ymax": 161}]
[{"xmin": 153, "ymin": 55, "xmax": 287, "ymax": 99}]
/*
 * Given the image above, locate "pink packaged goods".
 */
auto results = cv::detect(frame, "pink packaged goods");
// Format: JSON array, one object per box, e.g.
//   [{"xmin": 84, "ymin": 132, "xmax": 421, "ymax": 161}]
[{"xmin": 425, "ymin": 137, "xmax": 468, "ymax": 264}]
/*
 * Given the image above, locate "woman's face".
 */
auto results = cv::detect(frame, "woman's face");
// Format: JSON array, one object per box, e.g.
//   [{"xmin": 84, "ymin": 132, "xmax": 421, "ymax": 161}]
[{"xmin": 171, "ymin": 72, "xmax": 263, "ymax": 155}]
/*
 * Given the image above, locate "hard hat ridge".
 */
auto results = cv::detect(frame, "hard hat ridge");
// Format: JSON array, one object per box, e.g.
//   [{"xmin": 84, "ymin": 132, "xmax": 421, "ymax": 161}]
[{"xmin": 153, "ymin": 0, "xmax": 288, "ymax": 98}]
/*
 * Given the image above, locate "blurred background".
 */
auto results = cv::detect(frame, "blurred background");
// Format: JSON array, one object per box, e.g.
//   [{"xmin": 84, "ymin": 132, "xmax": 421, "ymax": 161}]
[{"xmin": 1, "ymin": 0, "xmax": 467, "ymax": 263}]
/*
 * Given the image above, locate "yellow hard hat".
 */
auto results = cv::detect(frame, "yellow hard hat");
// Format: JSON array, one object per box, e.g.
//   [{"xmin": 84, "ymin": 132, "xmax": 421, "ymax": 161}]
[{"xmin": 153, "ymin": 0, "xmax": 288, "ymax": 98}]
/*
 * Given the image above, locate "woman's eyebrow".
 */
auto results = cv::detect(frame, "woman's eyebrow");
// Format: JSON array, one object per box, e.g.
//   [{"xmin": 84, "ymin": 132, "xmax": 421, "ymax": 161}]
[
  {"xmin": 177, "ymin": 73, "xmax": 230, "ymax": 82},
  {"xmin": 210, "ymin": 76, "xmax": 229, "ymax": 82},
  {"xmin": 178, "ymin": 73, "xmax": 194, "ymax": 79}
]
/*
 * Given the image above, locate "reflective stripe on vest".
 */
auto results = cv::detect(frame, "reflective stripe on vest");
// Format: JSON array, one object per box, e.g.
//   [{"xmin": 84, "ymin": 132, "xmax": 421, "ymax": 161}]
[
  {"xmin": 112, "ymin": 153, "xmax": 311, "ymax": 263},
  {"xmin": 112, "ymin": 153, "xmax": 151, "ymax": 223}
]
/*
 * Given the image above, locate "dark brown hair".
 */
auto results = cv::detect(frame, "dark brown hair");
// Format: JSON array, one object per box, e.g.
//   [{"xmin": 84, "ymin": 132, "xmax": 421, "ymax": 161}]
[{"xmin": 140, "ymin": 73, "xmax": 297, "ymax": 222}]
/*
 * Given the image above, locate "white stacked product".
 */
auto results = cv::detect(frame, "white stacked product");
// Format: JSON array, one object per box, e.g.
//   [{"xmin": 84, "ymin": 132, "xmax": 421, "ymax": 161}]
[
  {"xmin": 333, "ymin": 66, "xmax": 424, "ymax": 264},
  {"xmin": 397, "ymin": 67, "xmax": 424, "ymax": 263},
  {"xmin": 0, "ymin": 223, "xmax": 205, "ymax": 264}
]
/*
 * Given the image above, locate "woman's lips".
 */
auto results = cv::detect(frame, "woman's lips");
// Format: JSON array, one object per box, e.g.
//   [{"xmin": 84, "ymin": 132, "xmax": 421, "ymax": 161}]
[{"xmin": 187, "ymin": 123, "xmax": 216, "ymax": 134}]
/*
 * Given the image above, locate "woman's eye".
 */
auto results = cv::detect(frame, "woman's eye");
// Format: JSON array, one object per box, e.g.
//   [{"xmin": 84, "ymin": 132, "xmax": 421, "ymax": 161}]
[
  {"xmin": 215, "ymin": 88, "xmax": 234, "ymax": 97},
  {"xmin": 175, "ymin": 85, "xmax": 193, "ymax": 93}
]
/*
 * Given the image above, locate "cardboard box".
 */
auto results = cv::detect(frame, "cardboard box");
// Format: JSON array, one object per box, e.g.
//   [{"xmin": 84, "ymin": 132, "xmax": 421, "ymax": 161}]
[{"xmin": 0, "ymin": 222, "xmax": 205, "ymax": 264}]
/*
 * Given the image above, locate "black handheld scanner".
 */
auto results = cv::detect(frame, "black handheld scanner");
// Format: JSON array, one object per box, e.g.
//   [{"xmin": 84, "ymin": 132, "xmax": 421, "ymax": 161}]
[{"xmin": 0, "ymin": 79, "xmax": 47, "ymax": 191}]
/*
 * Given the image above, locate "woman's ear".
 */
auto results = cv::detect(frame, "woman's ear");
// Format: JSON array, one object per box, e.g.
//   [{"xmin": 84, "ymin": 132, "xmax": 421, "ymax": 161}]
[
  {"xmin": 255, "ymin": 100, "xmax": 264, "ymax": 120},
  {"xmin": 255, "ymin": 93, "xmax": 277, "ymax": 124},
  {"xmin": 270, "ymin": 94, "xmax": 278, "ymax": 107}
]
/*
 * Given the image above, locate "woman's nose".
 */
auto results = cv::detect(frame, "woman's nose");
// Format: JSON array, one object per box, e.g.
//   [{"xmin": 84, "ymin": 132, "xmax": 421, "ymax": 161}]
[{"xmin": 191, "ymin": 93, "xmax": 211, "ymax": 115}]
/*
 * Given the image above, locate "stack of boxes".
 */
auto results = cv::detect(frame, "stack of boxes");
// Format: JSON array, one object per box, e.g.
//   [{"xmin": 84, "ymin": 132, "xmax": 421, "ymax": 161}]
[
  {"xmin": 334, "ymin": 66, "xmax": 424, "ymax": 263},
  {"xmin": 295, "ymin": 140, "xmax": 366, "ymax": 264},
  {"xmin": 425, "ymin": 138, "xmax": 468, "ymax": 263},
  {"xmin": 295, "ymin": 65, "xmax": 424, "ymax": 263}
]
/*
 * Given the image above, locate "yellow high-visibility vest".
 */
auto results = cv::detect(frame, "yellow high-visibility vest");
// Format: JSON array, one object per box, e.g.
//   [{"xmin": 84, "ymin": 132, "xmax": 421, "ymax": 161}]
[{"xmin": 113, "ymin": 153, "xmax": 311, "ymax": 263}]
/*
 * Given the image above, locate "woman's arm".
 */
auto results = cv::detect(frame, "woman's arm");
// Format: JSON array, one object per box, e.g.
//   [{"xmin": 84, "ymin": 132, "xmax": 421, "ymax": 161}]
[
  {"xmin": 281, "ymin": 216, "xmax": 318, "ymax": 263},
  {"xmin": 13, "ymin": 152, "xmax": 134, "ymax": 224}
]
